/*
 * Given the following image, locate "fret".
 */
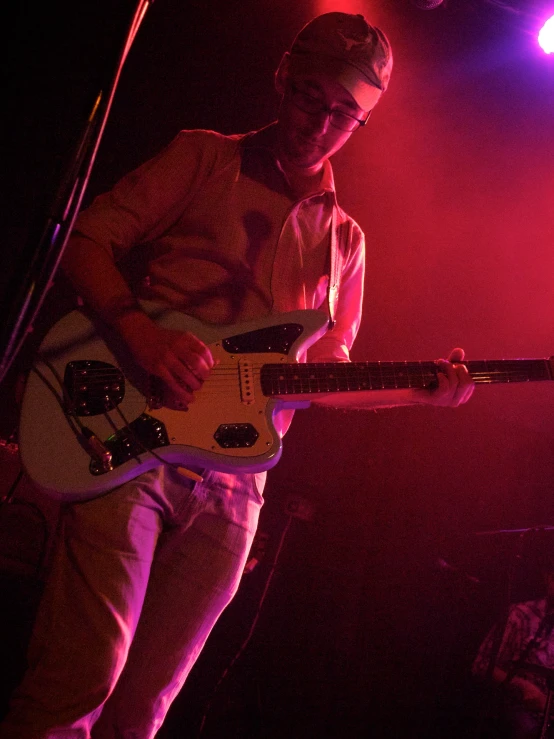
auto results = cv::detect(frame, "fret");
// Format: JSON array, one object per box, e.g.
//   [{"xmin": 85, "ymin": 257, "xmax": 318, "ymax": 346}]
[
  {"xmin": 259, "ymin": 359, "xmax": 552, "ymax": 397},
  {"xmin": 382, "ymin": 362, "xmax": 398, "ymax": 389},
  {"xmin": 405, "ymin": 362, "xmax": 412, "ymax": 389}
]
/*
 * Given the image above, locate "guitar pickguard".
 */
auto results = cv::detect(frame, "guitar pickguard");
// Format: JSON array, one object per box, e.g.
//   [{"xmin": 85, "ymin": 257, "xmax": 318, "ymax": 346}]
[
  {"xmin": 222, "ymin": 323, "xmax": 304, "ymax": 354},
  {"xmin": 90, "ymin": 414, "xmax": 170, "ymax": 475}
]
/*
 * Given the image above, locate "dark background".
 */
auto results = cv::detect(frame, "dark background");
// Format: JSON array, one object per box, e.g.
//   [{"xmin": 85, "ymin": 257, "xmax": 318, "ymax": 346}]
[{"xmin": 1, "ymin": 0, "xmax": 553, "ymax": 736}]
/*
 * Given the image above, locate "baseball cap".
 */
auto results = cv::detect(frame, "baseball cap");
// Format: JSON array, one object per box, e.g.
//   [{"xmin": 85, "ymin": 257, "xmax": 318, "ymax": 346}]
[{"xmin": 288, "ymin": 12, "xmax": 393, "ymax": 111}]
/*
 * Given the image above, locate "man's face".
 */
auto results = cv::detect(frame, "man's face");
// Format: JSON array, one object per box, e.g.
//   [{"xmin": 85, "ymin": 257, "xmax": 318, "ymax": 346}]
[{"xmin": 276, "ymin": 70, "xmax": 381, "ymax": 175}]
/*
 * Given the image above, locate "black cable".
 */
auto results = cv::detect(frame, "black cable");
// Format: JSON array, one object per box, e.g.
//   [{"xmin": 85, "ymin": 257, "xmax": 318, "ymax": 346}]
[{"xmin": 0, "ymin": 469, "xmax": 24, "ymax": 507}]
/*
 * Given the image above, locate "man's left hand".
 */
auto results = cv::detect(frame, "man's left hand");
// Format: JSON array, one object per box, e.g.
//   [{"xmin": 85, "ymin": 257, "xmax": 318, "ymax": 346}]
[{"xmin": 420, "ymin": 347, "xmax": 474, "ymax": 407}]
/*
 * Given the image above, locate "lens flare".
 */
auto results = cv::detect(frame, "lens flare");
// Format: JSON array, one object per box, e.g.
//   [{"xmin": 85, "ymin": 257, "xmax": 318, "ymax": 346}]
[{"xmin": 538, "ymin": 14, "xmax": 554, "ymax": 53}]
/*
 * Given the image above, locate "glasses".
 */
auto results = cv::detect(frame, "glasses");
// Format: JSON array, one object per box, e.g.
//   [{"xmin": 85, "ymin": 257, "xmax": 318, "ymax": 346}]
[{"xmin": 288, "ymin": 84, "xmax": 371, "ymax": 132}]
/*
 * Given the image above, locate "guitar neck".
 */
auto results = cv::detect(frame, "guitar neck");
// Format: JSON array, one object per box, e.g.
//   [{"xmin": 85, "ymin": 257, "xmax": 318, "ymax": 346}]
[{"xmin": 260, "ymin": 358, "xmax": 554, "ymax": 396}]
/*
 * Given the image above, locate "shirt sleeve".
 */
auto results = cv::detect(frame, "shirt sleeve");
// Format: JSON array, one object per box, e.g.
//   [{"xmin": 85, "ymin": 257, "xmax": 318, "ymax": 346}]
[
  {"xmin": 307, "ymin": 217, "xmax": 365, "ymax": 363},
  {"xmin": 72, "ymin": 130, "xmax": 231, "ymax": 261}
]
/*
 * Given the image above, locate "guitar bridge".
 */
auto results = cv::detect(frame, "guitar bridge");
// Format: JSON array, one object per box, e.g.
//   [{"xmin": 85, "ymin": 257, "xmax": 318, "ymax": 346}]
[{"xmin": 238, "ymin": 358, "xmax": 255, "ymax": 405}]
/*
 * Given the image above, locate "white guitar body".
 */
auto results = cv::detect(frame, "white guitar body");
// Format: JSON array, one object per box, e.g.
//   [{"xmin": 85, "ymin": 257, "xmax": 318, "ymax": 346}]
[{"xmin": 20, "ymin": 305, "xmax": 329, "ymax": 500}]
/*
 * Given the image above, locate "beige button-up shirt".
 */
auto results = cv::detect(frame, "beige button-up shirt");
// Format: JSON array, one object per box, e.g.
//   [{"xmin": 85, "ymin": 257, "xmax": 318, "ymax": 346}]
[{"xmin": 73, "ymin": 125, "xmax": 366, "ymax": 433}]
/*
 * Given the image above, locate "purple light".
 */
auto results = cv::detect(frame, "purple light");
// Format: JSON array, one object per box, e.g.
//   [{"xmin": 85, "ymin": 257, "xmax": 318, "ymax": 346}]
[{"xmin": 538, "ymin": 14, "xmax": 554, "ymax": 53}]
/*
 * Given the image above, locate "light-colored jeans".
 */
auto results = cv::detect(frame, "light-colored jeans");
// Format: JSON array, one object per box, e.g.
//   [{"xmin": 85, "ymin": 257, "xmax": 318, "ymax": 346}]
[{"xmin": 1, "ymin": 466, "xmax": 265, "ymax": 738}]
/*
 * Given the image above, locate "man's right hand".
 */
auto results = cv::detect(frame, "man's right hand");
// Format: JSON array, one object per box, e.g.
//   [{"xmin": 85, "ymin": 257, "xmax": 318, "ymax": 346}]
[
  {"xmin": 60, "ymin": 238, "xmax": 216, "ymax": 409},
  {"xmin": 117, "ymin": 312, "xmax": 215, "ymax": 409}
]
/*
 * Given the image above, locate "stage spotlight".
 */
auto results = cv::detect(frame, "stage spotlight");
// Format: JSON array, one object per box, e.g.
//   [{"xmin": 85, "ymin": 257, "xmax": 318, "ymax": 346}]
[{"xmin": 538, "ymin": 14, "xmax": 554, "ymax": 53}]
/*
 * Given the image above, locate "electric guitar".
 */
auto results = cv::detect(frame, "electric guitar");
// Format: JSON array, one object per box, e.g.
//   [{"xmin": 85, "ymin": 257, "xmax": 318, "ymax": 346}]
[{"xmin": 19, "ymin": 304, "xmax": 554, "ymax": 500}]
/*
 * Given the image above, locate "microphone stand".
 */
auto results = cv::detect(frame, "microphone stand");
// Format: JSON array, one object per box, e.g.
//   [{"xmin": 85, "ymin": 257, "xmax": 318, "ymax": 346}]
[{"xmin": 0, "ymin": 0, "xmax": 154, "ymax": 386}]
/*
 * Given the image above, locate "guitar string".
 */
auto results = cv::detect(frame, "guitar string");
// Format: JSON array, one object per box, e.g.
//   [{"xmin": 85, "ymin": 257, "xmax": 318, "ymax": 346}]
[
  {"xmin": 68, "ymin": 370, "xmax": 548, "ymax": 396},
  {"xmin": 66, "ymin": 357, "xmax": 549, "ymax": 402},
  {"xmin": 68, "ymin": 364, "xmax": 548, "ymax": 378},
  {"xmin": 72, "ymin": 368, "xmax": 547, "ymax": 388},
  {"xmin": 74, "ymin": 363, "xmax": 548, "ymax": 381},
  {"xmin": 69, "ymin": 361, "xmax": 548, "ymax": 373},
  {"xmin": 70, "ymin": 360, "xmax": 548, "ymax": 374}
]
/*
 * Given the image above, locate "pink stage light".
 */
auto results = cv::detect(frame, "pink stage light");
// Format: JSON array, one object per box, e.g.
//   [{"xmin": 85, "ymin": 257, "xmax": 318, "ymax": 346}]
[{"xmin": 538, "ymin": 14, "xmax": 554, "ymax": 53}]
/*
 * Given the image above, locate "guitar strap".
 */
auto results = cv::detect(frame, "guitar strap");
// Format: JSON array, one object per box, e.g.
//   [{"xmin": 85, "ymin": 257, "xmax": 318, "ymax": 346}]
[{"xmin": 327, "ymin": 207, "xmax": 351, "ymax": 330}]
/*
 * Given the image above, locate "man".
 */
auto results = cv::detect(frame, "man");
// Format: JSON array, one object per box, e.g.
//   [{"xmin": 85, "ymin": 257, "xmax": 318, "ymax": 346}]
[
  {"xmin": 1, "ymin": 12, "xmax": 473, "ymax": 738},
  {"xmin": 473, "ymin": 559, "xmax": 554, "ymax": 738}
]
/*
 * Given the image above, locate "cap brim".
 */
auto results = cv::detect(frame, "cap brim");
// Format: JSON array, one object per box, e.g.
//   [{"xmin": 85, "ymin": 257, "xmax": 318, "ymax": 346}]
[{"xmin": 289, "ymin": 54, "xmax": 383, "ymax": 111}]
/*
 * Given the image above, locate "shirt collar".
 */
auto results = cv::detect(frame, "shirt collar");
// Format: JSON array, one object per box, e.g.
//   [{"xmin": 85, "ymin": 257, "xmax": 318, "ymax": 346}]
[{"xmin": 242, "ymin": 123, "xmax": 337, "ymax": 201}]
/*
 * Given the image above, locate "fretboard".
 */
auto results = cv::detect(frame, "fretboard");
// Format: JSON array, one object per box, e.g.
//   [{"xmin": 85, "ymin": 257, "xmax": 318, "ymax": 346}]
[{"xmin": 260, "ymin": 359, "xmax": 553, "ymax": 397}]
